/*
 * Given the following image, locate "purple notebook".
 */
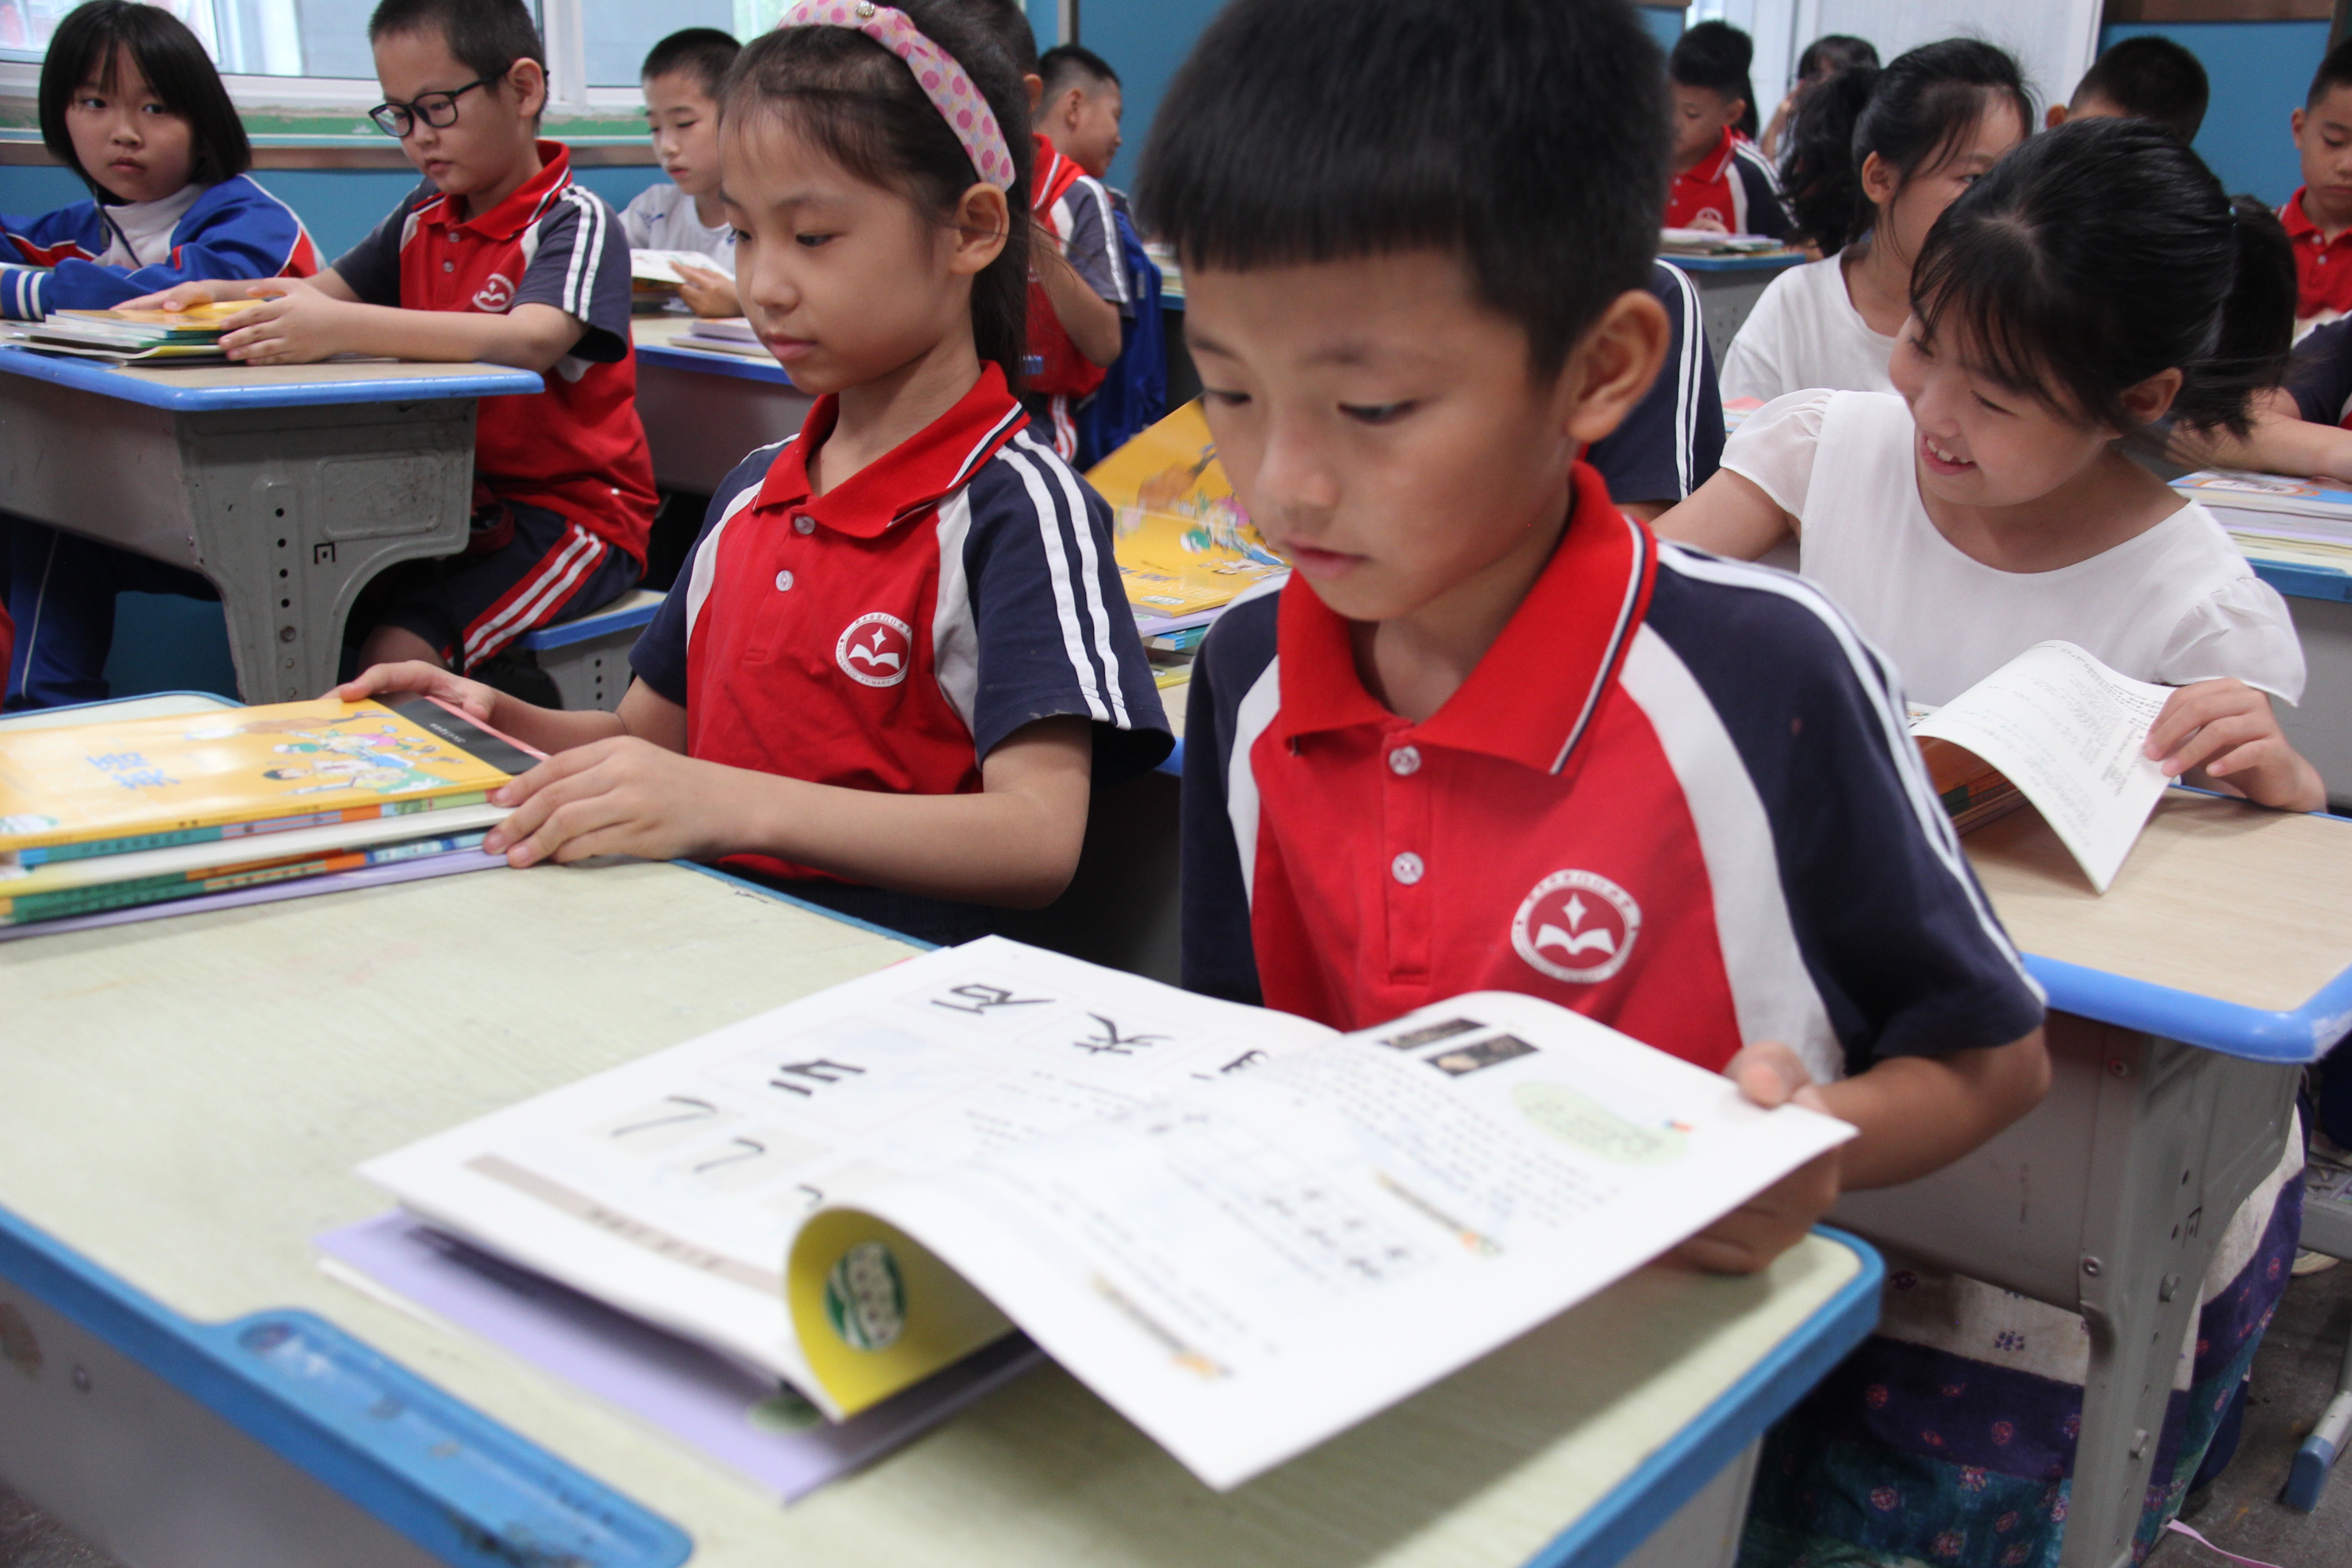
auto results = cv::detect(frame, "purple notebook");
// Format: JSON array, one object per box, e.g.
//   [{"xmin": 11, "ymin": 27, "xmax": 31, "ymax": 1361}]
[
  {"xmin": 317, "ymin": 1212, "xmax": 1042, "ymax": 1502},
  {"xmin": 0, "ymin": 844, "xmax": 505, "ymax": 942}
]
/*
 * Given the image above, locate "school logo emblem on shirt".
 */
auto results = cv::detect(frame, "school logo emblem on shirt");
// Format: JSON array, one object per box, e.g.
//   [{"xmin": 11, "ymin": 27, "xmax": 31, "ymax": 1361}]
[
  {"xmin": 1511, "ymin": 870, "xmax": 1640, "ymax": 984},
  {"xmin": 471, "ymin": 272, "xmax": 516, "ymax": 312},
  {"xmin": 836, "ymin": 612, "xmax": 914, "ymax": 687}
]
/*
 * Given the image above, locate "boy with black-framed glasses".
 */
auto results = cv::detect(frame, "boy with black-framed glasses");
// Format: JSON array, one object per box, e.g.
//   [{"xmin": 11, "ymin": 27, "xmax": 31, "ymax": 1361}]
[{"xmin": 130, "ymin": 0, "xmax": 652, "ymax": 686}]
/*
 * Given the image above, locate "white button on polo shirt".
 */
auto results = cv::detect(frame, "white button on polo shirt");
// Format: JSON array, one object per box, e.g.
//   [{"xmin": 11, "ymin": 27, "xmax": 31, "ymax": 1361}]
[{"xmin": 1391, "ymin": 852, "xmax": 1425, "ymax": 885}]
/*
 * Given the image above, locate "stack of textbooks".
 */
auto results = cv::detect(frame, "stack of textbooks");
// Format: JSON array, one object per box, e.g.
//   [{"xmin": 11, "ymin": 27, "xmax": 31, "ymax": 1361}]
[
  {"xmin": 2172, "ymin": 468, "xmax": 2352, "ymax": 576},
  {"xmin": 678, "ymin": 315, "xmax": 773, "ymax": 358},
  {"xmin": 0, "ymin": 696, "xmax": 537, "ymax": 933},
  {"xmin": 0, "ymin": 301, "xmax": 252, "ymax": 364}
]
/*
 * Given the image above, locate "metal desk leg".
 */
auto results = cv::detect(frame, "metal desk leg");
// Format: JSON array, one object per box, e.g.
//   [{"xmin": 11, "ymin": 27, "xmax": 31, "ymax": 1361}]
[
  {"xmin": 1833, "ymin": 1014, "xmax": 2298, "ymax": 1568},
  {"xmin": 0, "ymin": 382, "xmax": 478, "ymax": 702},
  {"xmin": 2282, "ymin": 1183, "xmax": 2352, "ymax": 1509},
  {"xmin": 0, "ymin": 1287, "xmax": 445, "ymax": 1568}
]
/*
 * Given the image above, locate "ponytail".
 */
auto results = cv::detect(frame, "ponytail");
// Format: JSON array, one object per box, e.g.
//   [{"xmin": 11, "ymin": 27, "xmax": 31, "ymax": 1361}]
[
  {"xmin": 1912, "ymin": 118, "xmax": 2289, "ymax": 445},
  {"xmin": 1778, "ymin": 65, "xmax": 1876, "ymax": 255},
  {"xmin": 2167, "ymin": 196, "xmax": 2295, "ymax": 436}
]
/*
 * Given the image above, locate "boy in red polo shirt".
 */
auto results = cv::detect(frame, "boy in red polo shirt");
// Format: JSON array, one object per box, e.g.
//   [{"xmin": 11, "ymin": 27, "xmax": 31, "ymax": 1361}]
[
  {"xmin": 135, "ymin": 0, "xmax": 650, "ymax": 678},
  {"xmin": 1150, "ymin": 0, "xmax": 2047, "ymax": 1273},
  {"xmin": 2283, "ymin": 39, "xmax": 2352, "ymax": 330},
  {"xmin": 1664, "ymin": 20, "xmax": 1789, "ymax": 238}
]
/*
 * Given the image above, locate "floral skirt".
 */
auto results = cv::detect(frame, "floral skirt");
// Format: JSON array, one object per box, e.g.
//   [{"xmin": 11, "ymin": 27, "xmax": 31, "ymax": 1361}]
[{"xmin": 1740, "ymin": 1132, "xmax": 2303, "ymax": 1568}]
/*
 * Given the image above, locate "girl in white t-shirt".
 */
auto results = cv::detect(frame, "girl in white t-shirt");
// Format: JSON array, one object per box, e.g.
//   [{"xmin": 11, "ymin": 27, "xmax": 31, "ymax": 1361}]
[
  {"xmin": 1681, "ymin": 116, "xmax": 2317, "ymax": 1568},
  {"xmin": 1721, "ymin": 39, "xmax": 2028, "ymax": 403},
  {"xmin": 1673, "ymin": 117, "xmax": 2319, "ymax": 812}
]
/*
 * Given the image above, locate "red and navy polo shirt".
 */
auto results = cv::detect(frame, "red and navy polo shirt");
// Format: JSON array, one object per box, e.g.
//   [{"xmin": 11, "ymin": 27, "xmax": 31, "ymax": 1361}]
[
  {"xmin": 630, "ymin": 364, "xmax": 1171, "ymax": 883},
  {"xmin": 332, "ymin": 142, "xmax": 657, "ymax": 564},
  {"xmin": 2280, "ymin": 190, "xmax": 2352, "ymax": 325},
  {"xmin": 1180, "ymin": 463, "xmax": 2043, "ymax": 1081},
  {"xmin": 1666, "ymin": 128, "xmax": 1792, "ymax": 240}
]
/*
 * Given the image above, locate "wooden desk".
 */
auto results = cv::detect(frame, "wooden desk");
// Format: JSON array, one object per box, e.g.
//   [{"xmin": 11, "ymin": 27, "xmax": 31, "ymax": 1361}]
[
  {"xmin": 1833, "ymin": 793, "xmax": 2350, "ymax": 1568},
  {"xmin": 0, "ymin": 722, "xmax": 1879, "ymax": 1568},
  {"xmin": 0, "ymin": 347, "xmax": 539, "ymax": 703},
  {"xmin": 630, "ymin": 317, "xmax": 812, "ymax": 495}
]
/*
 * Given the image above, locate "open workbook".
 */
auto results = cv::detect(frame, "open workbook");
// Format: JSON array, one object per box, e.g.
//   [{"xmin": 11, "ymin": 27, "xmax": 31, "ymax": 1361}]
[
  {"xmin": 363, "ymin": 938, "xmax": 1853, "ymax": 1490},
  {"xmin": 1912, "ymin": 640, "xmax": 2175, "ymax": 893}
]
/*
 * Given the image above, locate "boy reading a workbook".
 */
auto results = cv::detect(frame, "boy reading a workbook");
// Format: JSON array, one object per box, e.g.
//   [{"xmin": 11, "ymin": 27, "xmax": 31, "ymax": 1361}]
[
  {"xmin": 128, "ymin": 0, "xmax": 652, "ymax": 683},
  {"xmin": 1155, "ymin": 0, "xmax": 2048, "ymax": 1275}
]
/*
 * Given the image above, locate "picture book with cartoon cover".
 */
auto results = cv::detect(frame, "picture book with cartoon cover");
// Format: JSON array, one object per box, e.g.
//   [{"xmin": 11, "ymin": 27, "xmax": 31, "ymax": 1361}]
[
  {"xmin": 0, "ymin": 696, "xmax": 533, "ymax": 859},
  {"xmin": 361, "ymin": 938, "xmax": 1853, "ymax": 1491},
  {"xmin": 1088, "ymin": 401, "xmax": 1289, "ymax": 623}
]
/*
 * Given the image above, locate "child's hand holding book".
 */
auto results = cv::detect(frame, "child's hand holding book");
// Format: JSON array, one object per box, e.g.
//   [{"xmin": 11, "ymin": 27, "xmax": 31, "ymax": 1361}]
[{"xmin": 2143, "ymin": 677, "xmax": 2325, "ymax": 812}]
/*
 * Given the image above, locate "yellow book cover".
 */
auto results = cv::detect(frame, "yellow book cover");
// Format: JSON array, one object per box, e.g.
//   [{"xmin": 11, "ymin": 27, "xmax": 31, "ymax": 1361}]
[
  {"xmin": 0, "ymin": 697, "xmax": 530, "ymax": 854},
  {"xmin": 59, "ymin": 301, "xmax": 254, "ymax": 331},
  {"xmin": 1087, "ymin": 400, "xmax": 1287, "ymax": 619}
]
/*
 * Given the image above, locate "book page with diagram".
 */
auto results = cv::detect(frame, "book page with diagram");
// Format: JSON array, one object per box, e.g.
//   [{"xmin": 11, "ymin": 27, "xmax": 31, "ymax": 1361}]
[
  {"xmin": 793, "ymin": 990, "xmax": 1854, "ymax": 1490},
  {"xmin": 1911, "ymin": 641, "xmax": 2172, "ymax": 892},
  {"xmin": 360, "ymin": 938, "xmax": 1336, "ymax": 1391}
]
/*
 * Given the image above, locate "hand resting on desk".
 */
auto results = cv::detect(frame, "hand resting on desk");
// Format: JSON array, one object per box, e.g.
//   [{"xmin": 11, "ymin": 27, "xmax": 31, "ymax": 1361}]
[
  {"xmin": 334, "ymin": 661, "xmax": 1097, "ymax": 908},
  {"xmin": 121, "ymin": 274, "xmax": 588, "ymax": 372}
]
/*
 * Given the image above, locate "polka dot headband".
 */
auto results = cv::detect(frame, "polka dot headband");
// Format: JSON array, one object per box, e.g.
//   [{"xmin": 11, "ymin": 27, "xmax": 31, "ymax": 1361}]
[{"xmin": 776, "ymin": 0, "xmax": 1017, "ymax": 190}]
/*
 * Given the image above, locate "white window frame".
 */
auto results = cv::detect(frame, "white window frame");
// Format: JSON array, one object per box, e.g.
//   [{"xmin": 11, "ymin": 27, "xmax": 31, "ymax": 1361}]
[{"xmin": 0, "ymin": 0, "xmax": 651, "ymax": 123}]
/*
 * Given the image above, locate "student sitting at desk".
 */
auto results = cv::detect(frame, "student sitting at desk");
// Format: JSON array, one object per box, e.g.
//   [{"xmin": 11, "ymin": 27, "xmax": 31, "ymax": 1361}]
[
  {"xmin": 344, "ymin": 0, "xmax": 1168, "ymax": 947},
  {"xmin": 1162, "ymin": 0, "xmax": 2047, "ymax": 1282},
  {"xmin": 134, "ymin": 0, "xmax": 652, "ymax": 685},
  {"xmin": 624, "ymin": 27, "xmax": 741, "ymax": 319},
  {"xmin": 964, "ymin": 0, "xmax": 1128, "ymax": 462},
  {"xmin": 1, "ymin": 0, "xmax": 320, "ymax": 710},
  {"xmin": 0, "ymin": 1, "xmax": 317, "ymax": 319},
  {"xmin": 2046, "ymin": 33, "xmax": 2209, "ymax": 143},
  {"xmin": 1663, "ymin": 21, "xmax": 1789, "ymax": 240},
  {"xmin": 1722, "ymin": 39, "xmax": 2028, "ymax": 405},
  {"xmin": 1660, "ymin": 119, "xmax": 2313, "ymax": 1562},
  {"xmin": 2282, "ymin": 39, "xmax": 2352, "ymax": 334},
  {"xmin": 1033, "ymin": 43, "xmax": 1122, "ymax": 183}
]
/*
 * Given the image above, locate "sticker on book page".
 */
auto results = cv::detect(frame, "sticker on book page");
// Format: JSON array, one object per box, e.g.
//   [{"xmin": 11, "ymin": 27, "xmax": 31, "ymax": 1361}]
[
  {"xmin": 1512, "ymin": 1083, "xmax": 1691, "ymax": 1166},
  {"xmin": 823, "ymin": 1241, "xmax": 907, "ymax": 1351}
]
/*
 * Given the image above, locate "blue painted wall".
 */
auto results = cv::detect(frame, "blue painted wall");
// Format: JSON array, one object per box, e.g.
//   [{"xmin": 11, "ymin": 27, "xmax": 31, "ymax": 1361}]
[
  {"xmin": 1640, "ymin": 5, "xmax": 1684, "ymax": 53},
  {"xmin": 2099, "ymin": 19, "xmax": 2330, "ymax": 210},
  {"xmin": 1081, "ymin": 0, "xmax": 1221, "ymax": 191},
  {"xmin": 0, "ymin": 159, "xmax": 666, "ymax": 258}
]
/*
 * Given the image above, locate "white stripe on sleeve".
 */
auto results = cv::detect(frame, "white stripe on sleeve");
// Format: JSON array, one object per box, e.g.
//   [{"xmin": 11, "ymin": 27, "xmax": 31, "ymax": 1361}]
[{"xmin": 995, "ymin": 441, "xmax": 1115, "ymax": 724}]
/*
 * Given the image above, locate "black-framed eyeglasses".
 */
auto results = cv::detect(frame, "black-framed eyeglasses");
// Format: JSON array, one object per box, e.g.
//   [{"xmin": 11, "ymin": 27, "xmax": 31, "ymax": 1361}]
[{"xmin": 368, "ymin": 73, "xmax": 499, "ymax": 137}]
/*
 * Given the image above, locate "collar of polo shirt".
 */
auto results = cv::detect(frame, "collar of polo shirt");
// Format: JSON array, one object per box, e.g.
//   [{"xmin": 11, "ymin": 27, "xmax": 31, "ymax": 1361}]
[
  {"xmin": 748, "ymin": 362, "xmax": 1028, "ymax": 539},
  {"xmin": 418, "ymin": 141, "xmax": 575, "ymax": 241},
  {"xmin": 1269, "ymin": 462, "xmax": 1658, "ymax": 777}
]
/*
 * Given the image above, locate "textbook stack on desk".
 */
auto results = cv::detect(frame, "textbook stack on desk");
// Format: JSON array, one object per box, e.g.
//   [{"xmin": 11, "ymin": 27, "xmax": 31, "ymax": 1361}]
[
  {"xmin": 2172, "ymin": 468, "xmax": 2352, "ymax": 572},
  {"xmin": 0, "ymin": 696, "xmax": 531, "ymax": 931},
  {"xmin": 1658, "ymin": 229, "xmax": 1787, "ymax": 256},
  {"xmin": 0, "ymin": 301, "xmax": 248, "ymax": 364},
  {"xmin": 361, "ymin": 936, "xmax": 1852, "ymax": 1491},
  {"xmin": 677, "ymin": 315, "xmax": 777, "ymax": 358}
]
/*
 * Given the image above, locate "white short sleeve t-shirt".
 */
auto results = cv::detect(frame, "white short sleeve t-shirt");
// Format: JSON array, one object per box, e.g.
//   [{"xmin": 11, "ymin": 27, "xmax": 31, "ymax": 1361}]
[
  {"xmin": 1720, "ymin": 255, "xmax": 1900, "ymax": 405},
  {"xmin": 621, "ymin": 182, "xmax": 735, "ymax": 274},
  {"xmin": 1720, "ymin": 389, "xmax": 2308, "ymax": 706}
]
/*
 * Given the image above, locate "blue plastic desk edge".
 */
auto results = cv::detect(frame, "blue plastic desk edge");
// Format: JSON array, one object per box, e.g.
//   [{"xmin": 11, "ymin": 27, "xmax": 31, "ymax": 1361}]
[
  {"xmin": 671, "ymin": 858, "xmax": 941, "ymax": 951},
  {"xmin": 2248, "ymin": 558, "xmax": 2352, "ymax": 605},
  {"xmin": 0, "ymin": 1203, "xmax": 691, "ymax": 1568},
  {"xmin": 1522, "ymin": 1227, "xmax": 1884, "ymax": 1568},
  {"xmin": 0, "ymin": 343, "xmax": 540, "ymax": 411},
  {"xmin": 635, "ymin": 339, "xmax": 798, "ymax": 389}
]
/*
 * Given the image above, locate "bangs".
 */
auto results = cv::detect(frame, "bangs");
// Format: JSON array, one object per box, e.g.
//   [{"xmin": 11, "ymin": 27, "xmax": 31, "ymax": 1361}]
[{"xmin": 1912, "ymin": 216, "xmax": 2099, "ymax": 422}]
